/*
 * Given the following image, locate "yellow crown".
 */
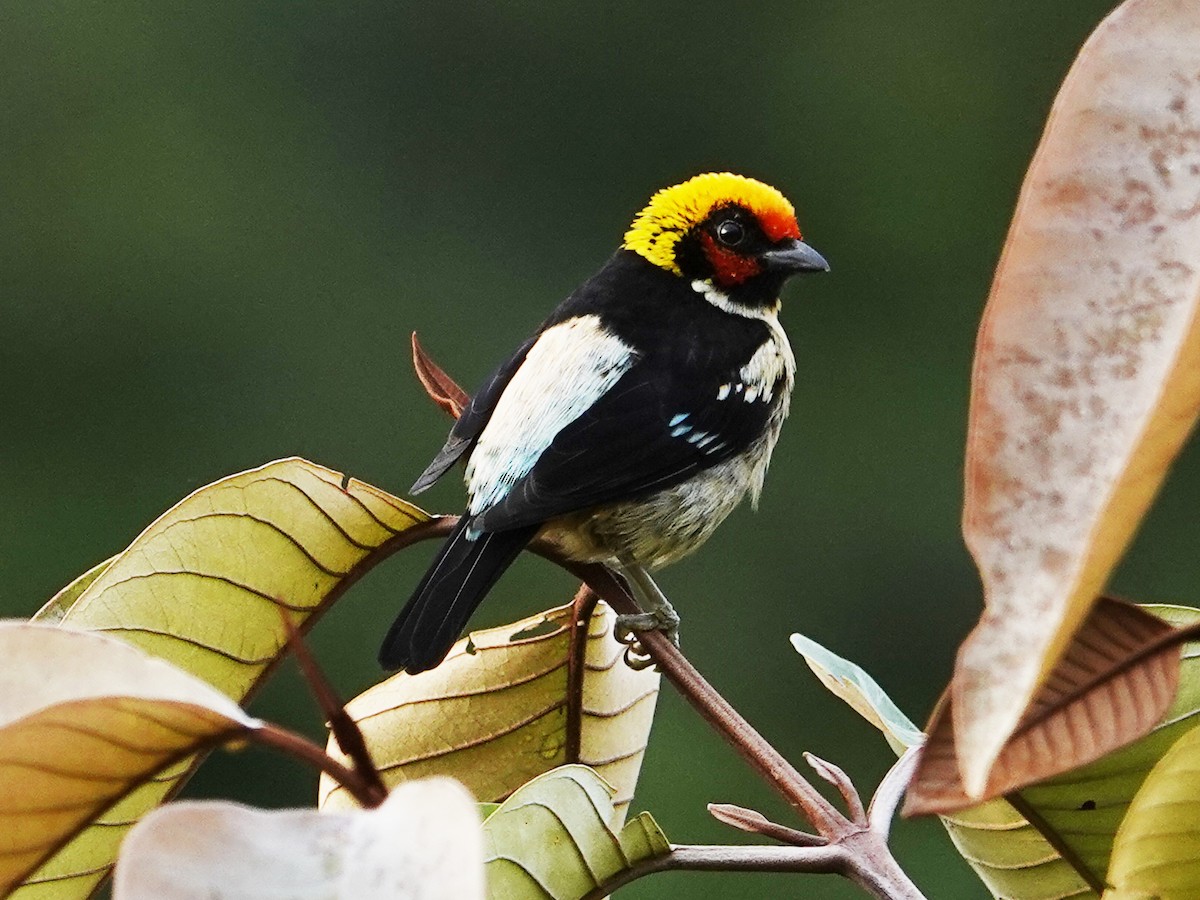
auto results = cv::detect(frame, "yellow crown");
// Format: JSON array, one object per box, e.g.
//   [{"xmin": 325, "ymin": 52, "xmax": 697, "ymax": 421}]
[{"xmin": 623, "ymin": 172, "xmax": 799, "ymax": 274}]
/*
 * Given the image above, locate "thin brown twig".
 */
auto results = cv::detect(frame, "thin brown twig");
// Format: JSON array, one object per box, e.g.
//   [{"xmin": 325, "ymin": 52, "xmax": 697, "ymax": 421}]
[
  {"xmin": 247, "ymin": 723, "xmax": 387, "ymax": 808},
  {"xmin": 360, "ymin": 524, "xmax": 923, "ymax": 898},
  {"xmin": 553, "ymin": 568, "xmax": 848, "ymax": 835},
  {"xmin": 542, "ymin": 573, "xmax": 924, "ymax": 899},
  {"xmin": 280, "ymin": 613, "xmax": 388, "ymax": 803},
  {"xmin": 564, "ymin": 584, "xmax": 601, "ymax": 763}
]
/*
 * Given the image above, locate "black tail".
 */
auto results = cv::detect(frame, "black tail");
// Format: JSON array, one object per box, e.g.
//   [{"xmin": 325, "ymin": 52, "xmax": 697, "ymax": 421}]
[{"xmin": 378, "ymin": 516, "xmax": 538, "ymax": 673}]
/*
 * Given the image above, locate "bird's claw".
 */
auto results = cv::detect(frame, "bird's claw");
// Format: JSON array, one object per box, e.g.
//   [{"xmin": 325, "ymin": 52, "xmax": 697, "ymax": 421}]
[
  {"xmin": 622, "ymin": 643, "xmax": 657, "ymax": 671},
  {"xmin": 614, "ymin": 608, "xmax": 681, "ymax": 669}
]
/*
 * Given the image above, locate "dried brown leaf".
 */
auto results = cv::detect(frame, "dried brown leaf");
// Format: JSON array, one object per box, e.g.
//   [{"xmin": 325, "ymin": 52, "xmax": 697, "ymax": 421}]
[
  {"xmin": 908, "ymin": 598, "xmax": 1180, "ymax": 814},
  {"xmin": 956, "ymin": 0, "xmax": 1200, "ymax": 795},
  {"xmin": 411, "ymin": 332, "xmax": 468, "ymax": 420}
]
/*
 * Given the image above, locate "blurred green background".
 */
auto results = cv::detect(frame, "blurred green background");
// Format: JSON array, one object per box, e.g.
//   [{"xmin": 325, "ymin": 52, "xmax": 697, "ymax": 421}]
[{"xmin": 9, "ymin": 0, "xmax": 1196, "ymax": 896}]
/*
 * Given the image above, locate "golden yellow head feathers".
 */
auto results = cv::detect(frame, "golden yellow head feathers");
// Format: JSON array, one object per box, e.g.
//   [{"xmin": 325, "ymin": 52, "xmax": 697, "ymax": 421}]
[{"xmin": 623, "ymin": 172, "xmax": 801, "ymax": 275}]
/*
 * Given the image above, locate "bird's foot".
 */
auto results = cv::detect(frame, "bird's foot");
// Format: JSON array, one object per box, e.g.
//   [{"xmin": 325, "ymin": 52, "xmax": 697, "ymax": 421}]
[{"xmin": 614, "ymin": 607, "xmax": 680, "ymax": 670}]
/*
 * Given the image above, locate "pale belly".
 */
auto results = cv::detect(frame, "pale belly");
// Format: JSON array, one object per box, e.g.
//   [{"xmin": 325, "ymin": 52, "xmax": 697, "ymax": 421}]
[{"xmin": 547, "ymin": 417, "xmax": 785, "ymax": 569}]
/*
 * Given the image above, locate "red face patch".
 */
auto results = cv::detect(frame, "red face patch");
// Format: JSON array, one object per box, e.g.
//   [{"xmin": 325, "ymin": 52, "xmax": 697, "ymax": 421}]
[{"xmin": 699, "ymin": 232, "xmax": 762, "ymax": 287}]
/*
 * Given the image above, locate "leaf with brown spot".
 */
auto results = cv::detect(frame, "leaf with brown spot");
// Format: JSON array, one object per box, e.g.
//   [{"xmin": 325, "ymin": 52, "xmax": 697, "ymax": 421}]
[
  {"xmin": 412, "ymin": 331, "xmax": 469, "ymax": 419},
  {"xmin": 955, "ymin": 0, "xmax": 1200, "ymax": 795},
  {"xmin": 319, "ymin": 601, "xmax": 659, "ymax": 824},
  {"xmin": 0, "ymin": 624, "xmax": 259, "ymax": 899}
]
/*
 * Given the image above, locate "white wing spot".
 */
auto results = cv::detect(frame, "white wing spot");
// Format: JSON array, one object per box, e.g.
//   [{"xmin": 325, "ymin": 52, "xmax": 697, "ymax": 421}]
[
  {"xmin": 671, "ymin": 424, "xmax": 691, "ymax": 438},
  {"xmin": 466, "ymin": 315, "xmax": 637, "ymax": 513},
  {"xmin": 717, "ymin": 384, "xmax": 731, "ymax": 401},
  {"xmin": 669, "ymin": 413, "xmax": 689, "ymax": 426}
]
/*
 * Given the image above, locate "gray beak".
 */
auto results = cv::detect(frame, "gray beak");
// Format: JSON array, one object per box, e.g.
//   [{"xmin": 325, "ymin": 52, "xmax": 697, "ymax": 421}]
[{"xmin": 760, "ymin": 239, "xmax": 830, "ymax": 274}]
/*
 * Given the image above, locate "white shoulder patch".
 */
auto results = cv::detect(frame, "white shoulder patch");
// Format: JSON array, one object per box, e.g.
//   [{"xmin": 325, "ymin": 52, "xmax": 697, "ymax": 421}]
[{"xmin": 466, "ymin": 315, "xmax": 637, "ymax": 514}]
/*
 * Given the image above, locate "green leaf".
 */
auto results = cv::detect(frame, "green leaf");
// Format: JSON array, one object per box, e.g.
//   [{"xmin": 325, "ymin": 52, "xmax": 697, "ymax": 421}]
[
  {"xmin": 19, "ymin": 458, "xmax": 431, "ymax": 899},
  {"xmin": 1011, "ymin": 604, "xmax": 1200, "ymax": 889},
  {"xmin": 321, "ymin": 602, "xmax": 659, "ymax": 825},
  {"xmin": 482, "ymin": 765, "xmax": 669, "ymax": 899},
  {"xmin": 30, "ymin": 556, "xmax": 115, "ymax": 623},
  {"xmin": 790, "ymin": 631, "xmax": 924, "ymax": 753},
  {"xmin": 1104, "ymin": 723, "xmax": 1200, "ymax": 899}
]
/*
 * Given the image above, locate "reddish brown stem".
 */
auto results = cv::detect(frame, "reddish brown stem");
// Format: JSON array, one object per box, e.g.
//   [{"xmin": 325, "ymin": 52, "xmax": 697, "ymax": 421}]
[
  {"xmin": 556, "ymin": 566, "xmax": 848, "ymax": 836},
  {"xmin": 564, "ymin": 584, "xmax": 600, "ymax": 763},
  {"xmin": 247, "ymin": 723, "xmax": 387, "ymax": 809},
  {"xmin": 281, "ymin": 614, "xmax": 389, "ymax": 803}
]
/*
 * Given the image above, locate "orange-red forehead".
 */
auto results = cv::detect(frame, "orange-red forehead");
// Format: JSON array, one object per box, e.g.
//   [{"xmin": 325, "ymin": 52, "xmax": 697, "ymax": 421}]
[{"xmin": 752, "ymin": 204, "xmax": 802, "ymax": 242}]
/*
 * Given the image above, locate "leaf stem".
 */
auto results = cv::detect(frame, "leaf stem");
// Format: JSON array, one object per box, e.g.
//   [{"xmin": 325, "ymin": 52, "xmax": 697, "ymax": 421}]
[
  {"xmin": 280, "ymin": 614, "xmax": 389, "ymax": 803},
  {"xmin": 564, "ymin": 583, "xmax": 600, "ymax": 764},
  {"xmin": 246, "ymin": 723, "xmax": 388, "ymax": 809}
]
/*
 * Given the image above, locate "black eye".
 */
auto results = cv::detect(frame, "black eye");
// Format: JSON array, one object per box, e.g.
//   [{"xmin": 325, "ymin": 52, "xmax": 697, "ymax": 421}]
[{"xmin": 715, "ymin": 219, "xmax": 745, "ymax": 247}]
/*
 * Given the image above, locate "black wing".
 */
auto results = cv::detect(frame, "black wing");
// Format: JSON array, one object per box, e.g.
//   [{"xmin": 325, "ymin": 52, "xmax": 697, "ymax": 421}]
[
  {"xmin": 474, "ymin": 361, "xmax": 779, "ymax": 531},
  {"xmin": 410, "ymin": 336, "xmax": 538, "ymax": 494}
]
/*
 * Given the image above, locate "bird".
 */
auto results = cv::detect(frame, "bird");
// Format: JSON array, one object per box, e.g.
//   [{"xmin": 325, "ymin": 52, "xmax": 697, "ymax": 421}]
[{"xmin": 380, "ymin": 172, "xmax": 828, "ymax": 674}]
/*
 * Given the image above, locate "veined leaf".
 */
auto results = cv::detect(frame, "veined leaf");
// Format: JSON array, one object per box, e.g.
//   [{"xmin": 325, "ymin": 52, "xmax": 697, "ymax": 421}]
[
  {"xmin": 31, "ymin": 557, "xmax": 115, "ymax": 624},
  {"xmin": 909, "ymin": 598, "xmax": 1180, "ymax": 813},
  {"xmin": 320, "ymin": 601, "xmax": 659, "ymax": 824},
  {"xmin": 0, "ymin": 624, "xmax": 259, "ymax": 898},
  {"xmin": 955, "ymin": 0, "xmax": 1200, "ymax": 795},
  {"xmin": 20, "ymin": 458, "xmax": 430, "ymax": 899},
  {"xmin": 1104, "ymin": 723, "xmax": 1200, "ymax": 899},
  {"xmin": 482, "ymin": 765, "xmax": 669, "ymax": 900},
  {"xmin": 112, "ymin": 778, "xmax": 484, "ymax": 900},
  {"xmin": 790, "ymin": 631, "xmax": 924, "ymax": 754},
  {"xmin": 796, "ymin": 608, "xmax": 1200, "ymax": 898}
]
